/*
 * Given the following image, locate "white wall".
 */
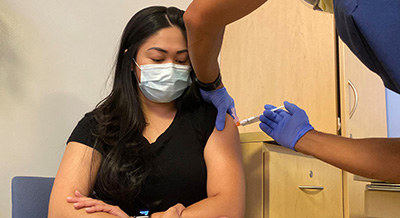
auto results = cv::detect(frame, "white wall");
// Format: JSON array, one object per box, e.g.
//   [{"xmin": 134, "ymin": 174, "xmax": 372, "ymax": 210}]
[
  {"xmin": 386, "ymin": 88, "xmax": 400, "ymax": 137},
  {"xmin": 0, "ymin": 1, "xmax": 190, "ymax": 217}
]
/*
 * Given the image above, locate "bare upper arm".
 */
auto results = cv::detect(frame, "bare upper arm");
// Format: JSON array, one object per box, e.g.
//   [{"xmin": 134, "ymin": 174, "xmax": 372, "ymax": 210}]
[
  {"xmin": 183, "ymin": 0, "xmax": 267, "ymax": 83},
  {"xmin": 48, "ymin": 142, "xmax": 102, "ymax": 217},
  {"xmin": 203, "ymin": 114, "xmax": 245, "ymax": 211},
  {"xmin": 184, "ymin": 0, "xmax": 268, "ymax": 30}
]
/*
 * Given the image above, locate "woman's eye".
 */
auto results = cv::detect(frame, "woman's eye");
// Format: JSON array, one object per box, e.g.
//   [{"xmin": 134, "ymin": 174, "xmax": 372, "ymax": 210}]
[
  {"xmin": 176, "ymin": 60, "xmax": 187, "ymax": 64},
  {"xmin": 152, "ymin": 59, "xmax": 163, "ymax": 63}
]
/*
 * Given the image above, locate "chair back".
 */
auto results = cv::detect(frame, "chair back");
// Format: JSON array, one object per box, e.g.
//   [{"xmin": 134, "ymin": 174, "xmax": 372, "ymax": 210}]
[{"xmin": 12, "ymin": 176, "xmax": 55, "ymax": 218}]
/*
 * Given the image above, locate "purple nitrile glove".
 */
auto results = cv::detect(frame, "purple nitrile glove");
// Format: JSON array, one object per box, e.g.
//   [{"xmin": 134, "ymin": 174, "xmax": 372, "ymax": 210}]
[
  {"xmin": 200, "ymin": 87, "xmax": 239, "ymax": 131},
  {"xmin": 259, "ymin": 101, "xmax": 314, "ymax": 150}
]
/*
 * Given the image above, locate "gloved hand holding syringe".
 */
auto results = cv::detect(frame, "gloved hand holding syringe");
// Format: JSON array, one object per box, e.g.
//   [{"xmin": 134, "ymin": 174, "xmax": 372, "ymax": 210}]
[{"xmin": 236, "ymin": 105, "xmax": 284, "ymax": 126}]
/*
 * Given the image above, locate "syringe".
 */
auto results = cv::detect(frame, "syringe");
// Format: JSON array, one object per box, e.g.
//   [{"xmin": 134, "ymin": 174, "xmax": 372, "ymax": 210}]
[{"xmin": 236, "ymin": 105, "xmax": 284, "ymax": 126}]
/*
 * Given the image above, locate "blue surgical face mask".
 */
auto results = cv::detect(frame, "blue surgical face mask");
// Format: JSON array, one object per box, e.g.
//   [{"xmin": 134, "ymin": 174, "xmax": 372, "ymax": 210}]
[{"xmin": 133, "ymin": 58, "xmax": 192, "ymax": 103}]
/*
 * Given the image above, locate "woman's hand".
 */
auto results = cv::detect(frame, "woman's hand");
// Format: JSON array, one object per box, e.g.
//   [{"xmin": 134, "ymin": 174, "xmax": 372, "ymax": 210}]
[
  {"xmin": 66, "ymin": 190, "xmax": 130, "ymax": 218},
  {"xmin": 151, "ymin": 204, "xmax": 185, "ymax": 218}
]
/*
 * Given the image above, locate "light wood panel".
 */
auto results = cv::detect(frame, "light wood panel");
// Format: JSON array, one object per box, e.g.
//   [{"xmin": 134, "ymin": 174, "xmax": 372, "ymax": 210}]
[
  {"xmin": 265, "ymin": 144, "xmax": 343, "ymax": 218},
  {"xmin": 241, "ymin": 142, "xmax": 265, "ymax": 218},
  {"xmin": 220, "ymin": 0, "xmax": 337, "ymax": 133},
  {"xmin": 338, "ymin": 40, "xmax": 388, "ymax": 139},
  {"xmin": 338, "ymin": 39, "xmax": 388, "ymax": 218},
  {"xmin": 365, "ymin": 190, "xmax": 400, "ymax": 218},
  {"xmin": 241, "ymin": 136, "xmax": 343, "ymax": 218}
]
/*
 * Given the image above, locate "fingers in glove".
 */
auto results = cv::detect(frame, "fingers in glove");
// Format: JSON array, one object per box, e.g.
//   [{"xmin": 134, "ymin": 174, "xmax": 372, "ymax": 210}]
[
  {"xmin": 215, "ymin": 110, "xmax": 227, "ymax": 131},
  {"xmin": 263, "ymin": 109, "xmax": 284, "ymax": 123},
  {"xmin": 274, "ymin": 108, "xmax": 287, "ymax": 115},
  {"xmin": 284, "ymin": 101, "xmax": 301, "ymax": 115},
  {"xmin": 264, "ymin": 104, "xmax": 277, "ymax": 110},
  {"xmin": 259, "ymin": 122, "xmax": 273, "ymax": 136},
  {"xmin": 228, "ymin": 107, "xmax": 239, "ymax": 123},
  {"xmin": 259, "ymin": 115, "xmax": 278, "ymax": 129}
]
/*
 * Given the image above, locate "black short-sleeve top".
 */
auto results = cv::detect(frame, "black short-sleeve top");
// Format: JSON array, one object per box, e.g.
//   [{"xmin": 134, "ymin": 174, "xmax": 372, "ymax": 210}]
[{"xmin": 67, "ymin": 103, "xmax": 217, "ymax": 216}]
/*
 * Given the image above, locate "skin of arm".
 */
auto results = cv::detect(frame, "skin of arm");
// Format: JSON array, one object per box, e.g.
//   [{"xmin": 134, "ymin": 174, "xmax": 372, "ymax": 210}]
[
  {"xmin": 48, "ymin": 142, "xmax": 122, "ymax": 218},
  {"xmin": 181, "ymin": 114, "xmax": 246, "ymax": 218},
  {"xmin": 296, "ymin": 130, "xmax": 400, "ymax": 183},
  {"xmin": 183, "ymin": 0, "xmax": 268, "ymax": 83}
]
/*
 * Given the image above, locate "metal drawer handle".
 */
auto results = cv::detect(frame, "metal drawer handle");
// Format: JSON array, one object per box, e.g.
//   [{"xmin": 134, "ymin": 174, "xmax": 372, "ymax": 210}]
[
  {"xmin": 299, "ymin": 186, "xmax": 324, "ymax": 190},
  {"xmin": 367, "ymin": 183, "xmax": 400, "ymax": 192},
  {"xmin": 348, "ymin": 80, "xmax": 359, "ymax": 119}
]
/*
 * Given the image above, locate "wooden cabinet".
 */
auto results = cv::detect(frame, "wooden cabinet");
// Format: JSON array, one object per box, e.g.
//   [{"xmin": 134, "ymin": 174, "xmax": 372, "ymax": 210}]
[
  {"xmin": 338, "ymin": 40, "xmax": 388, "ymax": 218},
  {"xmin": 241, "ymin": 133, "xmax": 343, "ymax": 218},
  {"xmin": 220, "ymin": 0, "xmax": 342, "ymax": 216},
  {"xmin": 221, "ymin": 0, "xmax": 344, "ymax": 215},
  {"xmin": 220, "ymin": 0, "xmax": 337, "ymax": 134}
]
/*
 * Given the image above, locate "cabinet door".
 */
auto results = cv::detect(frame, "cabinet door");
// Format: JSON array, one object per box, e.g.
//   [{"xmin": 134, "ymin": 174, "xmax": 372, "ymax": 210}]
[
  {"xmin": 241, "ymin": 141, "xmax": 265, "ymax": 218},
  {"xmin": 338, "ymin": 39, "xmax": 387, "ymax": 139},
  {"xmin": 365, "ymin": 190, "xmax": 400, "ymax": 218},
  {"xmin": 220, "ymin": 0, "xmax": 337, "ymax": 134},
  {"xmin": 265, "ymin": 145, "xmax": 343, "ymax": 218},
  {"xmin": 338, "ymin": 39, "xmax": 388, "ymax": 218}
]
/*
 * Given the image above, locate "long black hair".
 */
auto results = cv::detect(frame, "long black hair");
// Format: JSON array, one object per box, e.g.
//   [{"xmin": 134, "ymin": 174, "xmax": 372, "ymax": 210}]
[{"xmin": 91, "ymin": 6, "xmax": 201, "ymax": 203}]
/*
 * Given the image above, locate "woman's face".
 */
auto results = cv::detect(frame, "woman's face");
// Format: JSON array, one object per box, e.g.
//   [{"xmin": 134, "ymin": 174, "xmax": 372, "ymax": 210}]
[{"xmin": 134, "ymin": 26, "xmax": 190, "ymax": 81}]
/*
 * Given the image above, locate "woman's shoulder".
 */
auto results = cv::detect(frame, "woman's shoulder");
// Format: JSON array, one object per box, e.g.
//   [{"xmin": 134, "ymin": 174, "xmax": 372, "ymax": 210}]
[
  {"xmin": 67, "ymin": 111, "xmax": 98, "ymax": 148},
  {"xmin": 77, "ymin": 111, "xmax": 98, "ymax": 129}
]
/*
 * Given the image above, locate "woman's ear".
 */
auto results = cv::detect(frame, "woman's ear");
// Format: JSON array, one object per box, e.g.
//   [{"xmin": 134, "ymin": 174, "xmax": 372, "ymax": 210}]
[{"xmin": 131, "ymin": 62, "xmax": 135, "ymax": 71}]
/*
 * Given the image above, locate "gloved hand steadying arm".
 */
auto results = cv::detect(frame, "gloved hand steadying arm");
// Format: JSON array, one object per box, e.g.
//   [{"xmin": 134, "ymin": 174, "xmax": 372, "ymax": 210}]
[
  {"xmin": 259, "ymin": 101, "xmax": 314, "ymax": 150},
  {"xmin": 200, "ymin": 87, "xmax": 239, "ymax": 131}
]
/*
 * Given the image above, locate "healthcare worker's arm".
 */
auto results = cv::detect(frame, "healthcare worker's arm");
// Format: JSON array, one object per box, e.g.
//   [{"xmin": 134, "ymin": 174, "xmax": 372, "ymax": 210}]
[
  {"xmin": 259, "ymin": 101, "xmax": 400, "ymax": 183},
  {"xmin": 183, "ymin": 0, "xmax": 267, "ymax": 130},
  {"xmin": 184, "ymin": 0, "xmax": 267, "ymax": 83},
  {"xmin": 296, "ymin": 130, "xmax": 400, "ymax": 183}
]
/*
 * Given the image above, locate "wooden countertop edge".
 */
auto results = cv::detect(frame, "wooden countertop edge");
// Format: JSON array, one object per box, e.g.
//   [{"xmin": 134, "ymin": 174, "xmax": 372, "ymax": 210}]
[{"xmin": 239, "ymin": 131, "xmax": 313, "ymax": 158}]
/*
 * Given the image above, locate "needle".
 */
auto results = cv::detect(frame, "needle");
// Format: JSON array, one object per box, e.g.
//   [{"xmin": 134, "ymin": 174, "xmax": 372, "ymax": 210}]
[{"xmin": 236, "ymin": 105, "xmax": 284, "ymax": 126}]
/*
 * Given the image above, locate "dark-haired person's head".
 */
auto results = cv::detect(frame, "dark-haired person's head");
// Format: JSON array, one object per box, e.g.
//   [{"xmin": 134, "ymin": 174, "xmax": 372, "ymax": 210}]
[{"xmin": 91, "ymin": 6, "xmax": 200, "ymax": 210}]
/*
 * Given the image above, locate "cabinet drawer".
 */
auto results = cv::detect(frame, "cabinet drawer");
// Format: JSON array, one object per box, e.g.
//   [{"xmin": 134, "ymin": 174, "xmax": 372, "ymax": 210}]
[
  {"xmin": 241, "ymin": 139, "xmax": 343, "ymax": 218},
  {"xmin": 365, "ymin": 190, "xmax": 400, "ymax": 218},
  {"xmin": 265, "ymin": 144, "xmax": 343, "ymax": 218}
]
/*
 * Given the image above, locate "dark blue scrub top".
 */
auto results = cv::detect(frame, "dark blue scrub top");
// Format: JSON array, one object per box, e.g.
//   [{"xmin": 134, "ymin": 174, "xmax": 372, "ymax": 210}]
[{"xmin": 334, "ymin": 0, "xmax": 400, "ymax": 94}]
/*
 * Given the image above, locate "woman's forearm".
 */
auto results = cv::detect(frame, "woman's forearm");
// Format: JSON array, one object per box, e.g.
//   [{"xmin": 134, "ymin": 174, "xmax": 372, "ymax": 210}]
[
  {"xmin": 296, "ymin": 130, "xmax": 400, "ymax": 183},
  {"xmin": 48, "ymin": 206, "xmax": 121, "ymax": 218},
  {"xmin": 180, "ymin": 194, "xmax": 245, "ymax": 218}
]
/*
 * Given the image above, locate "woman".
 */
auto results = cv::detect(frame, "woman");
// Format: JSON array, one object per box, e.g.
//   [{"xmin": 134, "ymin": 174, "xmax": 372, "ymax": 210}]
[{"xmin": 48, "ymin": 6, "xmax": 245, "ymax": 218}]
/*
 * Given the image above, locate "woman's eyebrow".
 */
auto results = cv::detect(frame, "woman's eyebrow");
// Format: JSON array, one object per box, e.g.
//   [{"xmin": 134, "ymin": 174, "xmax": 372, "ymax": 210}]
[
  {"xmin": 148, "ymin": 47, "xmax": 168, "ymax": 53},
  {"xmin": 147, "ymin": 47, "xmax": 188, "ymax": 54},
  {"xmin": 177, "ymin": 49, "xmax": 188, "ymax": 54}
]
